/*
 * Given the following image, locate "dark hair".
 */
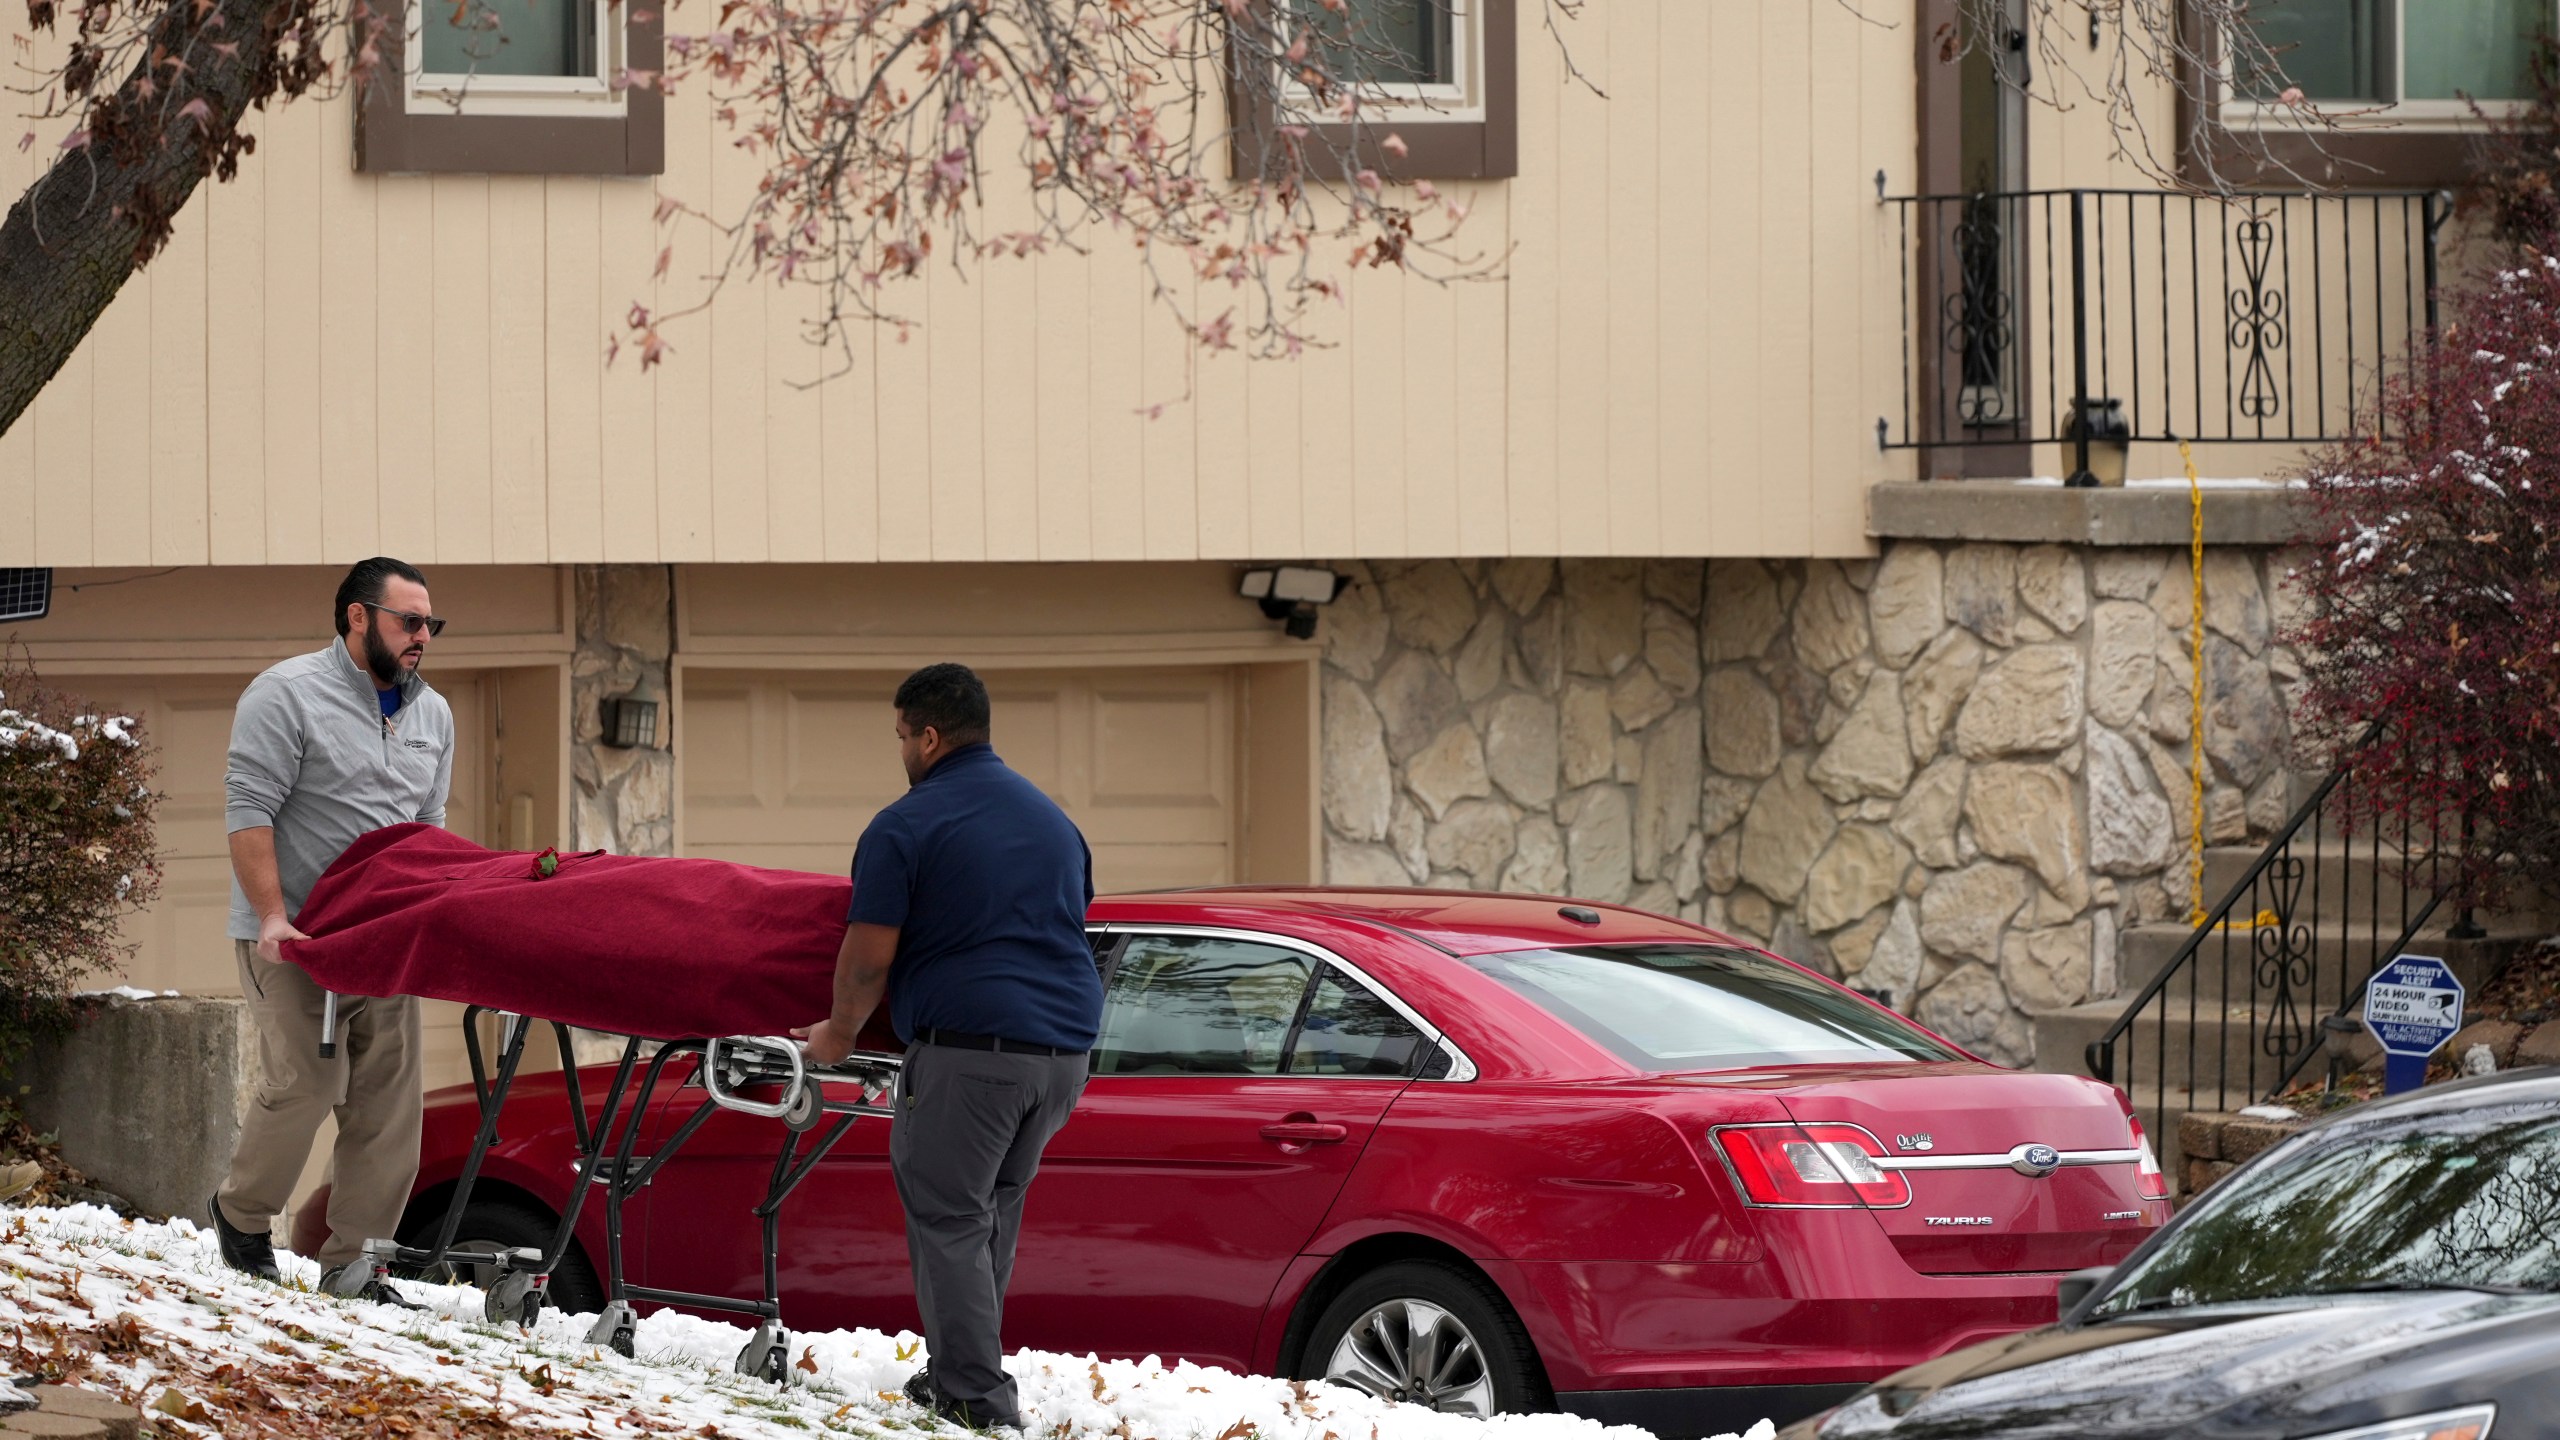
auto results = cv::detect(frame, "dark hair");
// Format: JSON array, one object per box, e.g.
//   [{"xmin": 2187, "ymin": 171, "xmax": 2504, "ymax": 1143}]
[
  {"xmin": 895, "ymin": 663, "xmax": 991, "ymax": 747},
  {"xmin": 334, "ymin": 557, "xmax": 428, "ymax": 637}
]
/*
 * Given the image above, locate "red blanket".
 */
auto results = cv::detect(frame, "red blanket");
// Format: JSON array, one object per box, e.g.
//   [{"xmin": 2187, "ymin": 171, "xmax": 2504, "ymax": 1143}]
[{"xmin": 282, "ymin": 824, "xmax": 850, "ymax": 1040}]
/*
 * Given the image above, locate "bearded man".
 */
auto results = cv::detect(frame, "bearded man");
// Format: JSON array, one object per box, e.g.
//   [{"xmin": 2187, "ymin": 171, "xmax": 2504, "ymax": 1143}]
[{"xmin": 206, "ymin": 557, "xmax": 455, "ymax": 1306}]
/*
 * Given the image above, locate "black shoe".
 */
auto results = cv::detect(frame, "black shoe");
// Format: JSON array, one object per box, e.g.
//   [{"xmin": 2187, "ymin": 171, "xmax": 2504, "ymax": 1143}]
[
  {"xmin": 319, "ymin": 1266, "xmax": 426, "ymax": 1311},
  {"xmin": 208, "ymin": 1195, "xmax": 280, "ymax": 1283},
  {"xmin": 933, "ymin": 1397, "xmax": 1021, "ymax": 1433},
  {"xmin": 908, "ymin": 1368, "xmax": 1019, "ymax": 1432}
]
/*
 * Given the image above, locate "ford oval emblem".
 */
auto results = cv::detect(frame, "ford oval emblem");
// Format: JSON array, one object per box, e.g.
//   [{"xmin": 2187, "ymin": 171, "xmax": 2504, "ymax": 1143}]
[{"xmin": 2008, "ymin": 1143, "xmax": 2063, "ymax": 1178}]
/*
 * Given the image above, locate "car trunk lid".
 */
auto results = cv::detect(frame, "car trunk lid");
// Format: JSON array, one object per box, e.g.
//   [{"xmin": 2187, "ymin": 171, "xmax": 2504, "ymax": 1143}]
[{"xmin": 1749, "ymin": 1064, "xmax": 2162, "ymax": 1274}]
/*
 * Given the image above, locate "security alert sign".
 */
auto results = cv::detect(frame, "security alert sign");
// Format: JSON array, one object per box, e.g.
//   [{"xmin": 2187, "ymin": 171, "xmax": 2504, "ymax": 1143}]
[{"xmin": 2365, "ymin": 954, "xmax": 2465, "ymax": 1094}]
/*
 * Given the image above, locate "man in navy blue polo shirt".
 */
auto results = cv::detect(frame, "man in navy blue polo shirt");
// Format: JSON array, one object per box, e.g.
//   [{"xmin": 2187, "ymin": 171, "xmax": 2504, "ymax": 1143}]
[{"xmin": 793, "ymin": 663, "xmax": 1101, "ymax": 1432}]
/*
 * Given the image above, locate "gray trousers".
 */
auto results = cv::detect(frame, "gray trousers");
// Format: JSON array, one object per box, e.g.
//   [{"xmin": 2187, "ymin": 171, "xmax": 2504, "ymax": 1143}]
[{"xmin": 888, "ymin": 1041, "xmax": 1087, "ymax": 1426}]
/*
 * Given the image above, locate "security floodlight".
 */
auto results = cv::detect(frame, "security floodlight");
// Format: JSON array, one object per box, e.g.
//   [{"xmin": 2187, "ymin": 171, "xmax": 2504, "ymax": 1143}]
[{"xmin": 1237, "ymin": 566, "xmax": 1350, "ymax": 641}]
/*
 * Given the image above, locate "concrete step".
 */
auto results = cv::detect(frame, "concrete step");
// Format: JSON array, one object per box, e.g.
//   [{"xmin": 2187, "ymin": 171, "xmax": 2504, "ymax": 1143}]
[
  {"xmin": 2187, "ymin": 842, "xmax": 2556, "ymax": 929},
  {"xmin": 2032, "ymin": 999, "xmax": 2326, "ymax": 1103},
  {"xmin": 2112, "ymin": 924, "xmax": 2535, "ymax": 1006}
]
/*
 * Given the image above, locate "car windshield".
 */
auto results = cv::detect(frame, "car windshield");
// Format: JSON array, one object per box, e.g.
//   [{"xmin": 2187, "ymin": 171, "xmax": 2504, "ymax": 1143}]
[
  {"xmin": 2089, "ymin": 1104, "xmax": 2560, "ymax": 1316},
  {"xmin": 1462, "ymin": 944, "xmax": 1961, "ymax": 1070}
]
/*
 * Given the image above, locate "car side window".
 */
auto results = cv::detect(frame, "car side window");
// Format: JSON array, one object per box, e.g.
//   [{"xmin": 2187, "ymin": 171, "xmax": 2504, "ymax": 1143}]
[
  {"xmin": 1092, "ymin": 935, "xmax": 1317, "ymax": 1077},
  {"xmin": 1285, "ymin": 968, "xmax": 1428, "ymax": 1077}
]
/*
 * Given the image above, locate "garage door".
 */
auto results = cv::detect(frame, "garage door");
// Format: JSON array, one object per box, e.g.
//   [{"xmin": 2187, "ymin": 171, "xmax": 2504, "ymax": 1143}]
[
  {"xmin": 681, "ymin": 667, "xmax": 1239, "ymax": 891},
  {"xmin": 73, "ymin": 675, "xmax": 260, "ymax": 997}
]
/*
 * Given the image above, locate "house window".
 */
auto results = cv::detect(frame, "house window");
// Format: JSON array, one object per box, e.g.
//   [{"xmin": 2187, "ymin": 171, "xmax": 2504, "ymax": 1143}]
[
  {"xmin": 1236, "ymin": 0, "xmax": 1513, "ymax": 180},
  {"xmin": 2226, "ymin": 0, "xmax": 2548, "ymax": 123},
  {"xmin": 1302, "ymin": 0, "xmax": 1468, "ymax": 104},
  {"xmin": 411, "ymin": 0, "xmax": 620, "ymax": 112},
  {"xmin": 355, "ymin": 0, "xmax": 663, "ymax": 175}
]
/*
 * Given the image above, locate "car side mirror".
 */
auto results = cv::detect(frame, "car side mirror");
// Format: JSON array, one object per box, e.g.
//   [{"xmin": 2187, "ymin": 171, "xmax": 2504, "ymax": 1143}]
[{"xmin": 2055, "ymin": 1265, "xmax": 2114, "ymax": 1319}]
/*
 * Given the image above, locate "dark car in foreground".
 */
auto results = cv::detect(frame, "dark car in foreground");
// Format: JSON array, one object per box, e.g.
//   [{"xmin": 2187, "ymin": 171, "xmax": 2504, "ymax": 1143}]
[{"xmin": 1781, "ymin": 1068, "xmax": 2560, "ymax": 1440}]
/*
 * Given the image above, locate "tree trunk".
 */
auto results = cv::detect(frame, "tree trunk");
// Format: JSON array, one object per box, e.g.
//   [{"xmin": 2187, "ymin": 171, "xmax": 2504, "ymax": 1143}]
[{"xmin": 0, "ymin": 0, "xmax": 291, "ymax": 435}]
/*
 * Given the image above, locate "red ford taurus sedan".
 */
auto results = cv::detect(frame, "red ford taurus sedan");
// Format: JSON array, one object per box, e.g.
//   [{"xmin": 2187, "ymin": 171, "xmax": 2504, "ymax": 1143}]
[{"xmin": 381, "ymin": 889, "xmax": 2169, "ymax": 1435}]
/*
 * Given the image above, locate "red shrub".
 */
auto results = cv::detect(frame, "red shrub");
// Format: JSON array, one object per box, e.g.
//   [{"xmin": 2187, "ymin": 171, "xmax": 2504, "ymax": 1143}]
[
  {"xmin": 2291, "ymin": 254, "xmax": 2560, "ymax": 905},
  {"xmin": 0, "ymin": 650, "xmax": 161, "ymax": 1061}
]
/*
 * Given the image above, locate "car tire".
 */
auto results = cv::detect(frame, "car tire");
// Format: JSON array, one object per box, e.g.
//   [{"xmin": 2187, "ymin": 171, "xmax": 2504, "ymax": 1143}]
[
  {"xmin": 1301, "ymin": 1260, "xmax": 1548, "ymax": 1417},
  {"xmin": 396, "ymin": 1199, "xmax": 606, "ymax": 1317}
]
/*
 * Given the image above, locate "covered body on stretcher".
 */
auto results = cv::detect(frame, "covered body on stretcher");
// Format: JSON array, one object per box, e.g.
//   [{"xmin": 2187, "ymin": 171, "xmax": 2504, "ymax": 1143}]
[{"xmin": 283, "ymin": 824, "xmax": 906, "ymax": 1376}]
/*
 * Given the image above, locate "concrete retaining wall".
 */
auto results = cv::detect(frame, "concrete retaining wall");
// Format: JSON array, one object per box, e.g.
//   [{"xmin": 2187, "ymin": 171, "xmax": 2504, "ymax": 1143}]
[{"xmin": 22, "ymin": 996, "xmax": 254, "ymax": 1222}]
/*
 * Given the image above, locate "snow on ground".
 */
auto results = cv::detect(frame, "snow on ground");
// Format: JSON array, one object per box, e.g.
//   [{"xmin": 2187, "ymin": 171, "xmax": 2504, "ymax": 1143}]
[{"xmin": 1, "ymin": 1206, "xmax": 1771, "ymax": 1440}]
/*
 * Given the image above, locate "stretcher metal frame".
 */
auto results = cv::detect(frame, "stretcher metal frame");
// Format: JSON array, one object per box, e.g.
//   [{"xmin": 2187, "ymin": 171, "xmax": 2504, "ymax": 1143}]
[{"xmin": 317, "ymin": 989, "xmax": 900, "ymax": 1382}]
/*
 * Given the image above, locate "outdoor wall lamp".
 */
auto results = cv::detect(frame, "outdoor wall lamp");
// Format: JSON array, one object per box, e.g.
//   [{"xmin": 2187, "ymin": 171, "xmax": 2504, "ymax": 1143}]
[
  {"xmin": 599, "ymin": 679, "xmax": 661, "ymax": 749},
  {"xmin": 1239, "ymin": 566, "xmax": 1350, "ymax": 641},
  {"xmin": 2063, "ymin": 397, "xmax": 2131, "ymax": 488}
]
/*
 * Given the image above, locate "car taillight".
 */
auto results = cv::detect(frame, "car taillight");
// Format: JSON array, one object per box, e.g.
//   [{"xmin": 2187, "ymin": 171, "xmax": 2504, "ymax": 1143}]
[
  {"xmin": 2128, "ymin": 1115, "xmax": 2169, "ymax": 1200},
  {"xmin": 1711, "ymin": 1124, "xmax": 1911, "ymax": 1208}
]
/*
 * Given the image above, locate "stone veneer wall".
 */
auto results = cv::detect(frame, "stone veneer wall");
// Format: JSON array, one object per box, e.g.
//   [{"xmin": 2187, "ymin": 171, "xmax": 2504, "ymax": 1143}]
[
  {"xmin": 1319, "ymin": 546, "xmax": 2305, "ymax": 1066},
  {"xmin": 570, "ymin": 564, "xmax": 676, "ymax": 858}
]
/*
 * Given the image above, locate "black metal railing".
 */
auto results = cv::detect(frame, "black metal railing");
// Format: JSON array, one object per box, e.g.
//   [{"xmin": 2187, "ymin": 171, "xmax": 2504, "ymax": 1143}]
[
  {"xmin": 1883, "ymin": 188, "xmax": 2445, "ymax": 479},
  {"xmin": 2084, "ymin": 721, "xmax": 2477, "ymax": 1166}
]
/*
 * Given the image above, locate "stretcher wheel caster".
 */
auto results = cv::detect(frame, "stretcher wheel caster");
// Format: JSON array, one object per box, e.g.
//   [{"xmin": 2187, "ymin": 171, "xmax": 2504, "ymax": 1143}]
[
  {"xmin": 735, "ymin": 1320, "xmax": 791, "ymax": 1385},
  {"xmin": 783, "ymin": 1082, "xmax": 822, "ymax": 1133},
  {"xmin": 485, "ymin": 1268, "xmax": 544, "ymax": 1327},
  {"xmin": 586, "ymin": 1300, "xmax": 639, "ymax": 1358},
  {"xmin": 323, "ymin": 1240, "xmax": 398, "ymax": 1298}
]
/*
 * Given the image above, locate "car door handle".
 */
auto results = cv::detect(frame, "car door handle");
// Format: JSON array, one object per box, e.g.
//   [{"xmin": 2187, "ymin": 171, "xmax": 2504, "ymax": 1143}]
[{"xmin": 1261, "ymin": 1121, "xmax": 1348, "ymax": 1145}]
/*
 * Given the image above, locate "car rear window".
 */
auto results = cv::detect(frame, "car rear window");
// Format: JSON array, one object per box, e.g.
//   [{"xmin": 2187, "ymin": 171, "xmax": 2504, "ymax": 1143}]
[
  {"xmin": 2090, "ymin": 1104, "xmax": 2560, "ymax": 1314},
  {"xmin": 1463, "ymin": 944, "xmax": 1961, "ymax": 1070}
]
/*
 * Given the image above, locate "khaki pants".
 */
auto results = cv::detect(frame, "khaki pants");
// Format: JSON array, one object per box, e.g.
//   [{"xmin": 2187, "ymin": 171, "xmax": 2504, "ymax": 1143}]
[{"xmin": 216, "ymin": 940, "xmax": 423, "ymax": 1269}]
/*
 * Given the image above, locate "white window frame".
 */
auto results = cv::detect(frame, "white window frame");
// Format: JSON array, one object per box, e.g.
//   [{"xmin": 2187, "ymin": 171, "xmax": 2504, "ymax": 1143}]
[
  {"xmin": 405, "ymin": 0, "xmax": 628, "ymax": 118},
  {"xmin": 2217, "ymin": 0, "xmax": 2553, "ymax": 132},
  {"xmin": 1276, "ymin": 0, "xmax": 1484, "ymax": 128}
]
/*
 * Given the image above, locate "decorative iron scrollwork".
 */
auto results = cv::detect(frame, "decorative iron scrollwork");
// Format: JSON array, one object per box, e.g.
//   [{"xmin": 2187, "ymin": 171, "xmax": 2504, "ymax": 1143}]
[
  {"xmin": 1943, "ymin": 196, "xmax": 2013, "ymax": 426},
  {"xmin": 2254, "ymin": 851, "xmax": 2313, "ymax": 1072},
  {"xmin": 2228, "ymin": 207, "xmax": 2287, "ymax": 422}
]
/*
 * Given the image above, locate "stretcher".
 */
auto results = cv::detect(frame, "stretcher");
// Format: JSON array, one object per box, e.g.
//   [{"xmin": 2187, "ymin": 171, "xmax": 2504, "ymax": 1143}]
[
  {"xmin": 284, "ymin": 825, "xmax": 903, "ymax": 1378},
  {"xmin": 316, "ymin": 998, "xmax": 904, "ymax": 1381}
]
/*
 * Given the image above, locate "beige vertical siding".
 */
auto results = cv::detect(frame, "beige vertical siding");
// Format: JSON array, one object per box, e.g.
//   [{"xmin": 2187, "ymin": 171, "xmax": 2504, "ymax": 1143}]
[{"xmin": 0, "ymin": 0, "xmax": 1924, "ymax": 566}]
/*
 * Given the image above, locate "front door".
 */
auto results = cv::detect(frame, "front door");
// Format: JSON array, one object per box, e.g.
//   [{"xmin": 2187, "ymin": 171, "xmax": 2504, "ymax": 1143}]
[{"xmin": 1005, "ymin": 931, "xmax": 1429, "ymax": 1372}]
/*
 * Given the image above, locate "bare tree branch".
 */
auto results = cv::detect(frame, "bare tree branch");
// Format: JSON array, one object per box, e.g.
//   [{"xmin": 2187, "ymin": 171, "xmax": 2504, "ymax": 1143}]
[{"xmin": 627, "ymin": 0, "xmax": 1537, "ymax": 375}]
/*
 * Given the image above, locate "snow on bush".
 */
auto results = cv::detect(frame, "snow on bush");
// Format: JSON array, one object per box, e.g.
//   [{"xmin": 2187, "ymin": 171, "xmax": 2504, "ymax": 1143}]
[{"xmin": 0, "ymin": 1206, "xmax": 1771, "ymax": 1440}]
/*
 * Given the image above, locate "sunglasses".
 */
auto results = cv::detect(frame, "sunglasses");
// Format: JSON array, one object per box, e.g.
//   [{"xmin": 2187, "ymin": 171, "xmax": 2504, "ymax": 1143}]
[{"xmin": 364, "ymin": 602, "xmax": 448, "ymax": 638}]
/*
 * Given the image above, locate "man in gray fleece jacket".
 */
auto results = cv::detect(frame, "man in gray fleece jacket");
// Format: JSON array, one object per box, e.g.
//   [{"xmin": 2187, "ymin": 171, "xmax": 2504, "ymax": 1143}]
[{"xmin": 208, "ymin": 557, "xmax": 455, "ymax": 1305}]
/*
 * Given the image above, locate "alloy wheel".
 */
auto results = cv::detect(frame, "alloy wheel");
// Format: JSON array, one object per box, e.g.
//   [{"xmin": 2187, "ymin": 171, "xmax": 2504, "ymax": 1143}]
[{"xmin": 1322, "ymin": 1298, "xmax": 1496, "ymax": 1416}]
